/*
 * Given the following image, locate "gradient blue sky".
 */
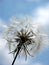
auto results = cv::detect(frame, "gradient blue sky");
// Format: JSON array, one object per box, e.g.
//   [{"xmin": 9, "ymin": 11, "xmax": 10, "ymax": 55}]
[{"xmin": 0, "ymin": 0, "xmax": 49, "ymax": 65}]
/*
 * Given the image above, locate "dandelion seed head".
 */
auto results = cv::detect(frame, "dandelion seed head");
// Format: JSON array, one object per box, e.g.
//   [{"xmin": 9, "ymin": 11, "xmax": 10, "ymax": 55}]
[{"xmin": 2, "ymin": 16, "xmax": 49, "ymax": 58}]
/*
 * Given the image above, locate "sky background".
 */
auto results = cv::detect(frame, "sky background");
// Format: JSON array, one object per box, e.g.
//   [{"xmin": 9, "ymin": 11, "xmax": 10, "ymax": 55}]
[{"xmin": 0, "ymin": 0, "xmax": 49, "ymax": 65}]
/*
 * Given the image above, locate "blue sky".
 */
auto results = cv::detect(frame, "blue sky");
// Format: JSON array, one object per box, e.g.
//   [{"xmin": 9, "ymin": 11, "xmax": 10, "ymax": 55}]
[
  {"xmin": 0, "ymin": 0, "xmax": 49, "ymax": 20},
  {"xmin": 0, "ymin": 0, "xmax": 49, "ymax": 65}
]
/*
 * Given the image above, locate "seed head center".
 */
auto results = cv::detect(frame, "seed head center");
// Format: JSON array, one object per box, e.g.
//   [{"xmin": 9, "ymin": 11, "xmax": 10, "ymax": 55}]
[{"xmin": 20, "ymin": 34, "xmax": 28, "ymax": 43}]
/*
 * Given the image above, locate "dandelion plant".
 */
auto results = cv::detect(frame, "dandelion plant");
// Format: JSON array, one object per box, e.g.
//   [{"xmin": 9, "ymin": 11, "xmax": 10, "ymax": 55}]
[{"xmin": 2, "ymin": 16, "xmax": 48, "ymax": 65}]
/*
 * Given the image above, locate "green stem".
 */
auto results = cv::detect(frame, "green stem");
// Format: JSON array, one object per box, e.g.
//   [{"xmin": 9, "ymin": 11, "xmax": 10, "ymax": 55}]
[
  {"xmin": 12, "ymin": 48, "xmax": 20, "ymax": 65},
  {"xmin": 12, "ymin": 42, "xmax": 22, "ymax": 65}
]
